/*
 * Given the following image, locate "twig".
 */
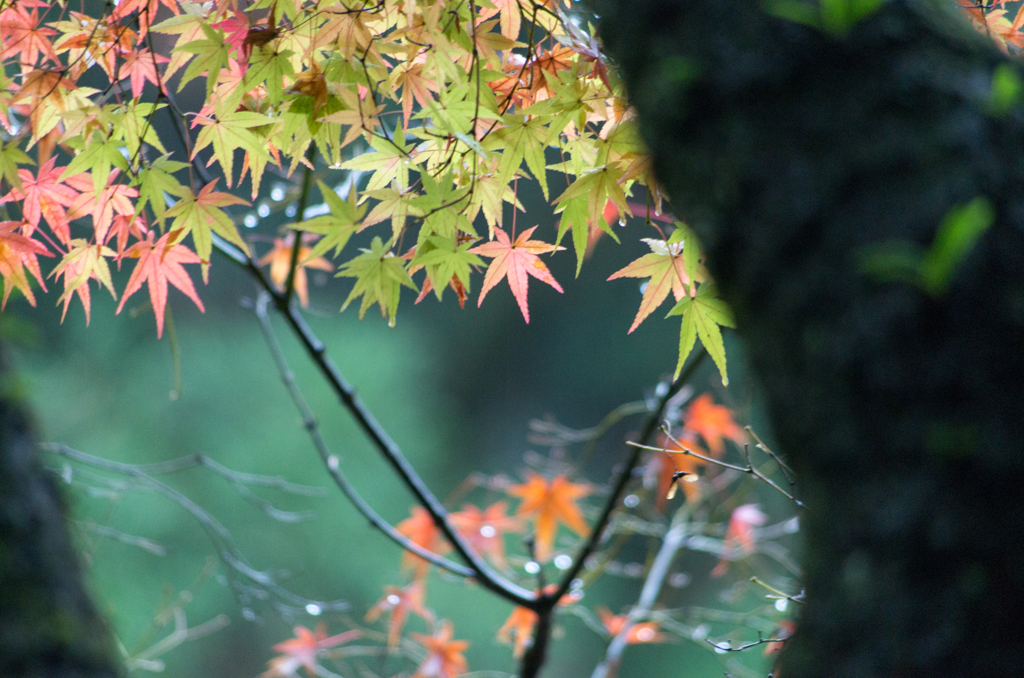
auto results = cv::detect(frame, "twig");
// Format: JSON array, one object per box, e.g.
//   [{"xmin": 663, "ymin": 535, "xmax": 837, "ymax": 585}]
[
  {"xmin": 589, "ymin": 503, "xmax": 693, "ymax": 678},
  {"xmin": 629, "ymin": 434, "xmax": 805, "ymax": 508},
  {"xmin": 551, "ymin": 349, "xmax": 708, "ymax": 604},
  {"xmin": 251, "ymin": 291, "xmax": 476, "ymax": 580},
  {"xmin": 705, "ymin": 633, "xmax": 789, "ymax": 653},
  {"xmin": 42, "ymin": 442, "xmax": 349, "ymax": 616}
]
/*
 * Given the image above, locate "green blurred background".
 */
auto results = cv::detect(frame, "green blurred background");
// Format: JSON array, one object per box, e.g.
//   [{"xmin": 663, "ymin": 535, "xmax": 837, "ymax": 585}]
[{"xmin": 4, "ymin": 183, "xmax": 791, "ymax": 677}]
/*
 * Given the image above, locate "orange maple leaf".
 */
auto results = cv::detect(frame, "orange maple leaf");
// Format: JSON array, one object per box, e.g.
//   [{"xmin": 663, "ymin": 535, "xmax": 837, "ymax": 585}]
[
  {"xmin": 508, "ymin": 472, "xmax": 590, "ymax": 561},
  {"xmin": 260, "ymin": 624, "xmax": 360, "ymax": 678},
  {"xmin": 607, "ymin": 236, "xmax": 691, "ymax": 334},
  {"xmin": 469, "ymin": 226, "xmax": 563, "ymax": 323},
  {"xmin": 449, "ymin": 501, "xmax": 521, "ymax": 568},
  {"xmin": 365, "ymin": 580, "xmax": 433, "ymax": 647},
  {"xmin": 49, "ymin": 239, "xmax": 116, "ymax": 324},
  {"xmin": 710, "ymin": 503, "xmax": 768, "ymax": 578},
  {"xmin": 497, "ymin": 604, "xmax": 538, "ymax": 659},
  {"xmin": 411, "ymin": 620, "xmax": 469, "ymax": 678},
  {"xmin": 648, "ymin": 430, "xmax": 709, "ymax": 511},
  {"xmin": 497, "ymin": 584, "xmax": 579, "ymax": 657},
  {"xmin": 0, "ymin": 221, "xmax": 51, "ymax": 308},
  {"xmin": 682, "ymin": 393, "xmax": 745, "ymax": 457},
  {"xmin": 258, "ymin": 234, "xmax": 333, "ymax": 307},
  {"xmin": 115, "ymin": 231, "xmax": 205, "ymax": 338},
  {"xmin": 597, "ymin": 607, "xmax": 667, "ymax": 644},
  {"xmin": 395, "ymin": 506, "xmax": 452, "ymax": 581}
]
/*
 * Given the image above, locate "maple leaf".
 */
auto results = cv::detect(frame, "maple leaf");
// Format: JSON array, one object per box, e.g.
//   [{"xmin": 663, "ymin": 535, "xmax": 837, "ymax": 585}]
[
  {"xmin": 647, "ymin": 430, "xmax": 710, "ymax": 511},
  {"xmin": 49, "ymin": 240, "xmax": 116, "ymax": 324},
  {"xmin": 116, "ymin": 231, "xmax": 206, "ymax": 339},
  {"xmin": 409, "ymin": 235, "xmax": 484, "ymax": 305},
  {"xmin": 0, "ymin": 6, "xmax": 58, "ymax": 70},
  {"xmin": 191, "ymin": 107, "xmax": 273, "ymax": 189},
  {"xmin": 411, "ymin": 620, "xmax": 469, "ymax": 678},
  {"xmin": 681, "ymin": 394, "xmax": 746, "ymax": 458},
  {"xmin": 395, "ymin": 506, "xmax": 451, "ymax": 581},
  {"xmin": 497, "ymin": 605, "xmax": 538, "ymax": 659},
  {"xmin": 497, "ymin": 584, "xmax": 579, "ymax": 657},
  {"xmin": 469, "ymin": 226, "xmax": 564, "ymax": 323},
  {"xmin": 260, "ymin": 624, "xmax": 360, "ymax": 678},
  {"xmin": 259, "ymin": 234, "xmax": 333, "ymax": 308},
  {"xmin": 65, "ymin": 171, "xmax": 138, "ymax": 245},
  {"xmin": 0, "ymin": 221, "xmax": 51, "ymax": 308},
  {"xmin": 300, "ymin": 180, "xmax": 366, "ymax": 262},
  {"xmin": 608, "ymin": 231, "xmax": 694, "ymax": 334},
  {"xmin": 478, "ymin": 0, "xmax": 522, "ymax": 41},
  {"xmin": 117, "ymin": 48, "xmax": 169, "ymax": 99},
  {"xmin": 449, "ymin": 501, "xmax": 521, "ymax": 568},
  {"xmin": 365, "ymin": 580, "xmax": 433, "ymax": 647},
  {"xmin": 597, "ymin": 607, "xmax": 667, "ymax": 644},
  {"xmin": 508, "ymin": 472, "xmax": 590, "ymax": 561},
  {"xmin": 163, "ymin": 180, "xmax": 250, "ymax": 282},
  {"xmin": 336, "ymin": 237, "xmax": 418, "ymax": 327},
  {"xmin": 710, "ymin": 504, "xmax": 768, "ymax": 578},
  {"xmin": 667, "ymin": 282, "xmax": 736, "ymax": 385},
  {"xmin": 0, "ymin": 159, "xmax": 84, "ymax": 240}
]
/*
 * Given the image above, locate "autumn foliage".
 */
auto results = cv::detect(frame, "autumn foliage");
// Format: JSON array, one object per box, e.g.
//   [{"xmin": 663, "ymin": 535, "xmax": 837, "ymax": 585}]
[{"xmin": 0, "ymin": 0, "xmax": 815, "ymax": 675}]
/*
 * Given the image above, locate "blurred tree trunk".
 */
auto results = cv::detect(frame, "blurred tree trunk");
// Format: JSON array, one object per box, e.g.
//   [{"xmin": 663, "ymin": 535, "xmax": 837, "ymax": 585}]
[
  {"xmin": 0, "ymin": 343, "xmax": 119, "ymax": 678},
  {"xmin": 599, "ymin": 1, "xmax": 1024, "ymax": 676}
]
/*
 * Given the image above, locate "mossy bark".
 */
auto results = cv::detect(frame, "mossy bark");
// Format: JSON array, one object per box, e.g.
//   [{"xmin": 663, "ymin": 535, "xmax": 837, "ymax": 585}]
[
  {"xmin": 599, "ymin": 1, "xmax": 1024, "ymax": 676},
  {"xmin": 0, "ymin": 344, "xmax": 120, "ymax": 678}
]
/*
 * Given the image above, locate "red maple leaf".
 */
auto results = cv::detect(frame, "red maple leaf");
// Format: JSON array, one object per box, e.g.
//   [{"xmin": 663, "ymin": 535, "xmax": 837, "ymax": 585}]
[
  {"xmin": 469, "ymin": 226, "xmax": 563, "ymax": 323},
  {"xmin": 0, "ymin": 6, "xmax": 58, "ymax": 70},
  {"xmin": 710, "ymin": 504, "xmax": 768, "ymax": 577},
  {"xmin": 118, "ymin": 47, "xmax": 168, "ymax": 98},
  {"xmin": 260, "ymin": 624, "xmax": 360, "ymax": 678},
  {"xmin": 0, "ymin": 159, "xmax": 87, "ymax": 241},
  {"xmin": 66, "ymin": 171, "xmax": 138, "ymax": 245},
  {"xmin": 115, "ymin": 231, "xmax": 205, "ymax": 338}
]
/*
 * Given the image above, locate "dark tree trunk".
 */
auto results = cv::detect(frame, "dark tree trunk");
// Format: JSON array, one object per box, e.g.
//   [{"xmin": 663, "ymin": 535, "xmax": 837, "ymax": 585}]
[
  {"xmin": 0, "ymin": 344, "xmax": 120, "ymax": 678},
  {"xmin": 598, "ymin": 1, "xmax": 1024, "ymax": 676}
]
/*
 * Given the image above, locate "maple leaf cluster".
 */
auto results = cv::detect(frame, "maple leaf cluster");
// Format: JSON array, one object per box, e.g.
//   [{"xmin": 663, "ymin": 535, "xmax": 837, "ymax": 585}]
[
  {"xmin": 260, "ymin": 392, "xmax": 779, "ymax": 676},
  {"xmin": 0, "ymin": 0, "xmax": 734, "ymax": 382}
]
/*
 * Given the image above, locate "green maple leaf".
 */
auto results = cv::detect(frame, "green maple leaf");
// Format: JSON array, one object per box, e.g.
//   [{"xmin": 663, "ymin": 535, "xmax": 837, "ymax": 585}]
[
  {"xmin": 192, "ymin": 107, "xmax": 273, "ymax": 188},
  {"xmin": 133, "ymin": 156, "xmax": 190, "ymax": 225},
  {"xmin": 299, "ymin": 180, "xmax": 366, "ymax": 261},
  {"xmin": 410, "ymin": 235, "xmax": 483, "ymax": 302},
  {"xmin": 244, "ymin": 45, "xmax": 295, "ymax": 105},
  {"xmin": 410, "ymin": 169, "xmax": 474, "ymax": 240},
  {"xmin": 114, "ymin": 101, "xmax": 168, "ymax": 162},
  {"xmin": 62, "ymin": 131, "xmax": 130, "ymax": 196},
  {"xmin": 666, "ymin": 283, "xmax": 735, "ymax": 385},
  {"xmin": 176, "ymin": 23, "xmax": 230, "ymax": 97},
  {"xmin": 0, "ymin": 140, "xmax": 32, "ymax": 193},
  {"xmin": 495, "ymin": 113, "xmax": 554, "ymax": 201},
  {"xmin": 554, "ymin": 165, "xmax": 630, "ymax": 233},
  {"xmin": 341, "ymin": 133, "xmax": 420, "ymax": 191},
  {"xmin": 164, "ymin": 180, "xmax": 250, "ymax": 281},
  {"xmin": 336, "ymin": 237, "xmax": 417, "ymax": 326}
]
